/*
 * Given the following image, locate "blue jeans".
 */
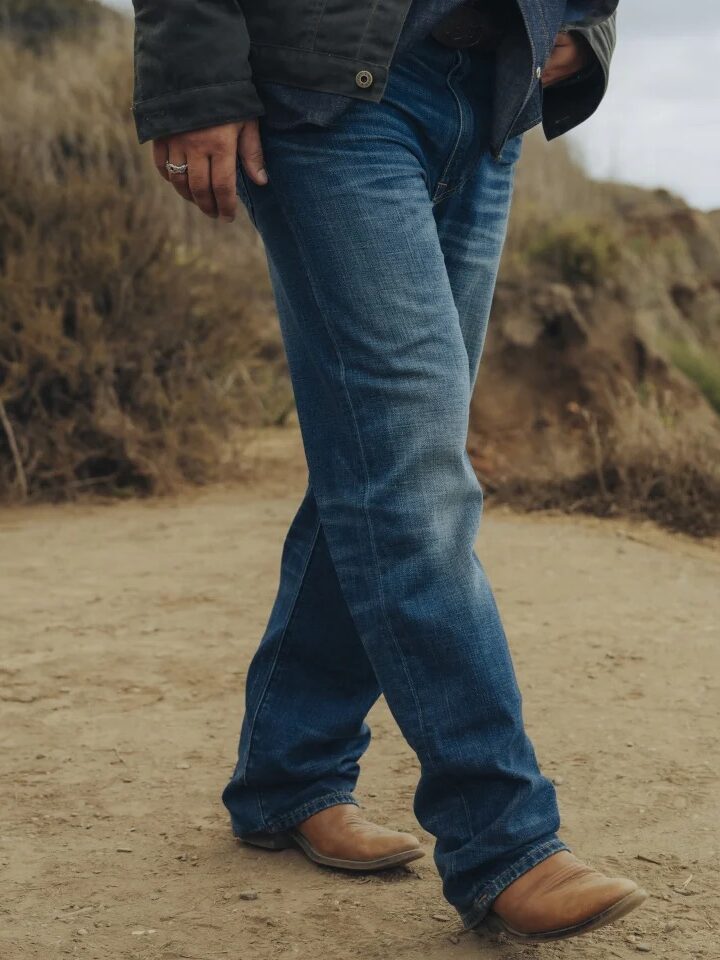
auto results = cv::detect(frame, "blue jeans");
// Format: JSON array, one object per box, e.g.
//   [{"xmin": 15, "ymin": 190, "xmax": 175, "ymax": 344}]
[{"xmin": 223, "ymin": 35, "xmax": 565, "ymax": 928}]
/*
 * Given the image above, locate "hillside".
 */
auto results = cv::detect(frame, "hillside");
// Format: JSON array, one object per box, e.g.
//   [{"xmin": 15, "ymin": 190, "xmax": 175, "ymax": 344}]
[
  {"xmin": 474, "ymin": 138, "xmax": 720, "ymax": 533},
  {"xmin": 0, "ymin": 0, "xmax": 718, "ymax": 533}
]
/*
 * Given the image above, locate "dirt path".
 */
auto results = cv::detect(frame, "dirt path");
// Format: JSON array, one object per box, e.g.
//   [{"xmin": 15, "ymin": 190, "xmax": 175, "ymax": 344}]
[{"xmin": 2, "ymin": 431, "xmax": 719, "ymax": 960}]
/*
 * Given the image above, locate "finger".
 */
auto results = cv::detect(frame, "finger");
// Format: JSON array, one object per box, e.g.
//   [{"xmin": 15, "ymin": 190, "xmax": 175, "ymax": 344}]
[
  {"xmin": 239, "ymin": 122, "xmax": 268, "ymax": 186},
  {"xmin": 210, "ymin": 150, "xmax": 238, "ymax": 223},
  {"xmin": 153, "ymin": 139, "xmax": 170, "ymax": 182},
  {"xmin": 542, "ymin": 47, "xmax": 579, "ymax": 85},
  {"xmin": 167, "ymin": 147, "xmax": 193, "ymax": 204},
  {"xmin": 187, "ymin": 154, "xmax": 218, "ymax": 219}
]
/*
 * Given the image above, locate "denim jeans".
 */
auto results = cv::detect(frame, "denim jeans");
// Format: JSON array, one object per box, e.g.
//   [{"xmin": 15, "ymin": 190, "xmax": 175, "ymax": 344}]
[{"xmin": 222, "ymin": 35, "xmax": 565, "ymax": 927}]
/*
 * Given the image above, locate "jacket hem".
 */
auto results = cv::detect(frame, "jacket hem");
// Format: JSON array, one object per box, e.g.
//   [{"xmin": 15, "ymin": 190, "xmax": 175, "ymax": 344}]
[
  {"xmin": 249, "ymin": 43, "xmax": 389, "ymax": 104},
  {"xmin": 133, "ymin": 80, "xmax": 265, "ymax": 144}
]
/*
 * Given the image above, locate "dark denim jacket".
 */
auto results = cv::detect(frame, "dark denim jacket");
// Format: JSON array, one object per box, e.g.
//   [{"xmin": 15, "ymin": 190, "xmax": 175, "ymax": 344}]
[
  {"xmin": 132, "ymin": 0, "xmax": 618, "ymax": 156},
  {"xmin": 259, "ymin": 0, "xmax": 613, "ymax": 145}
]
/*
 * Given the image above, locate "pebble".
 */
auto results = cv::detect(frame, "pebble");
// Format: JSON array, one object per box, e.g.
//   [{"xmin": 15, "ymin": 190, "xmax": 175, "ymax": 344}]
[
  {"xmin": 431, "ymin": 914, "xmax": 450, "ymax": 922},
  {"xmin": 636, "ymin": 944, "xmax": 652, "ymax": 953},
  {"xmin": 239, "ymin": 891, "xmax": 259, "ymax": 901},
  {"xmin": 116, "ymin": 847, "xmax": 132, "ymax": 853},
  {"xmin": 552, "ymin": 776, "xmax": 565, "ymax": 786}
]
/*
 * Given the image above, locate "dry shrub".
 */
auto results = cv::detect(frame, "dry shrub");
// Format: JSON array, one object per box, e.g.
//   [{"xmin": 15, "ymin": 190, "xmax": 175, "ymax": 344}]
[
  {"xmin": 0, "ymin": 0, "xmax": 103, "ymax": 49},
  {"xmin": 522, "ymin": 217, "xmax": 620, "ymax": 286},
  {"xmin": 0, "ymin": 21, "xmax": 287, "ymax": 501},
  {"xmin": 495, "ymin": 393, "xmax": 720, "ymax": 538},
  {"xmin": 491, "ymin": 133, "xmax": 720, "ymax": 537}
]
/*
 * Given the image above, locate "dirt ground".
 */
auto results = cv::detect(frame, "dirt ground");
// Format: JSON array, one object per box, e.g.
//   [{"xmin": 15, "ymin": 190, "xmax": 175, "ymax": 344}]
[{"xmin": 2, "ymin": 429, "xmax": 719, "ymax": 960}]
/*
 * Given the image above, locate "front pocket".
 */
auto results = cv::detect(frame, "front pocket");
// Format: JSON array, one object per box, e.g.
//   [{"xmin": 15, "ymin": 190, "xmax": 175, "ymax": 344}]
[
  {"xmin": 236, "ymin": 163, "xmax": 258, "ymax": 228},
  {"xmin": 494, "ymin": 132, "xmax": 524, "ymax": 166}
]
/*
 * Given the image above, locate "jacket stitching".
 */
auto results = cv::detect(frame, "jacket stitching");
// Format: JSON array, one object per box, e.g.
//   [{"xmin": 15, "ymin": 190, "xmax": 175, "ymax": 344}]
[
  {"xmin": 135, "ymin": 79, "xmax": 256, "ymax": 109},
  {"xmin": 309, "ymin": 0, "xmax": 329, "ymax": 53},
  {"xmin": 355, "ymin": 0, "xmax": 381, "ymax": 59},
  {"xmin": 250, "ymin": 41, "xmax": 387, "ymax": 68}
]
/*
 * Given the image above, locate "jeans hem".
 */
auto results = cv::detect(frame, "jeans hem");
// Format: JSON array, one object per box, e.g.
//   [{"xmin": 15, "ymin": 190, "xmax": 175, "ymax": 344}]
[
  {"xmin": 234, "ymin": 791, "xmax": 358, "ymax": 836},
  {"xmin": 459, "ymin": 837, "xmax": 570, "ymax": 929}
]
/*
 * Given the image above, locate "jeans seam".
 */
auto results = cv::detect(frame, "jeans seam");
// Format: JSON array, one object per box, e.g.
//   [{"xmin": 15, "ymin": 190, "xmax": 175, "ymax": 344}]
[
  {"xmin": 432, "ymin": 51, "xmax": 466, "ymax": 203},
  {"xmin": 270, "ymin": 185, "xmax": 433, "ymax": 770},
  {"xmin": 239, "ymin": 517, "xmax": 323, "ymax": 807},
  {"xmin": 460, "ymin": 836, "xmax": 569, "ymax": 928}
]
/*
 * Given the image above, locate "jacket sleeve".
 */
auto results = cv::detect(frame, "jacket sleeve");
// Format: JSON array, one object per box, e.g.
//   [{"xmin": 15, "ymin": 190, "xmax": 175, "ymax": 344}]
[
  {"xmin": 542, "ymin": 12, "xmax": 617, "ymax": 141},
  {"xmin": 132, "ymin": 0, "xmax": 265, "ymax": 144}
]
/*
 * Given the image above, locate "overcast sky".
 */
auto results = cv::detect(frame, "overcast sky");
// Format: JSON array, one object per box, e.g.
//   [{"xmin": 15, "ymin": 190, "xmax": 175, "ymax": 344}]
[
  {"xmin": 109, "ymin": 0, "xmax": 720, "ymax": 210},
  {"xmin": 569, "ymin": 0, "xmax": 720, "ymax": 210}
]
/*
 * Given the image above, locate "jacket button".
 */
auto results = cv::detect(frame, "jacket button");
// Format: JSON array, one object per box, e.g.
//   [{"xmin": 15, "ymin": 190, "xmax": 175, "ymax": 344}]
[
  {"xmin": 355, "ymin": 69, "xmax": 374, "ymax": 89},
  {"xmin": 535, "ymin": 66, "xmax": 542, "ymax": 79}
]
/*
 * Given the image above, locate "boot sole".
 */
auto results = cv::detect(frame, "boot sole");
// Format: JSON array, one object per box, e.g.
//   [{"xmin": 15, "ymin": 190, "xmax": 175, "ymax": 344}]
[
  {"xmin": 240, "ymin": 829, "xmax": 425, "ymax": 872},
  {"xmin": 483, "ymin": 887, "xmax": 649, "ymax": 944}
]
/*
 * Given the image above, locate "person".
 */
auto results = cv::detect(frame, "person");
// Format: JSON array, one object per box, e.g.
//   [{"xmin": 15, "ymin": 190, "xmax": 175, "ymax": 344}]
[{"xmin": 131, "ymin": 0, "xmax": 648, "ymax": 944}]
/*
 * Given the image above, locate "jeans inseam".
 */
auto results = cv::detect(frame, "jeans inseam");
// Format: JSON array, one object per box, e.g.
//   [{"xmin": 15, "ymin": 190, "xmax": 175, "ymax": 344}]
[
  {"xmin": 269, "ymin": 183, "xmax": 434, "ymax": 777},
  {"xmin": 239, "ymin": 516, "xmax": 323, "ymax": 816}
]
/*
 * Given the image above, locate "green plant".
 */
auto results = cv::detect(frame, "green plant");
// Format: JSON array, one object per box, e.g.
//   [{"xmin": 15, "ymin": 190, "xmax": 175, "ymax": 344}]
[
  {"xmin": 669, "ymin": 342, "xmax": 720, "ymax": 415},
  {"xmin": 524, "ymin": 217, "xmax": 620, "ymax": 285}
]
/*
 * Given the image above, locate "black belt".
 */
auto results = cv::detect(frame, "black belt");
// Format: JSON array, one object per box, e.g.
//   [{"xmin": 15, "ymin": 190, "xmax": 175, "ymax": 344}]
[{"xmin": 430, "ymin": 0, "xmax": 519, "ymax": 51}]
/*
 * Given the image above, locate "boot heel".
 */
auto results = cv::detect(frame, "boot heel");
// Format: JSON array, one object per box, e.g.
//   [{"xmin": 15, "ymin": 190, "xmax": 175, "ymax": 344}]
[{"xmin": 240, "ymin": 831, "xmax": 295, "ymax": 851}]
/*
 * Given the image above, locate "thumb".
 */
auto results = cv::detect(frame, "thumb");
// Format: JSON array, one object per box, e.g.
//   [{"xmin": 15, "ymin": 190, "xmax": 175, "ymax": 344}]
[{"xmin": 238, "ymin": 120, "xmax": 268, "ymax": 186}]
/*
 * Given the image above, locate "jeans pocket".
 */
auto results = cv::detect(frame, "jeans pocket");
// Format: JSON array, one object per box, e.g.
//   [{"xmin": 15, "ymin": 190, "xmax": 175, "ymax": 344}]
[
  {"xmin": 494, "ymin": 132, "xmax": 524, "ymax": 167},
  {"xmin": 236, "ymin": 163, "xmax": 258, "ymax": 227}
]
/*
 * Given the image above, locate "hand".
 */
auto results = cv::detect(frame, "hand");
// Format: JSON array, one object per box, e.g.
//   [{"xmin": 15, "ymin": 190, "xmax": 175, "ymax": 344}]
[
  {"xmin": 541, "ymin": 31, "xmax": 591, "ymax": 88},
  {"xmin": 152, "ymin": 119, "xmax": 267, "ymax": 223}
]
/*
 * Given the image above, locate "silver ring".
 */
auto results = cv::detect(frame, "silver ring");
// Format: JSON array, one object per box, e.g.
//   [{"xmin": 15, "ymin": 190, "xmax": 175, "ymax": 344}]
[{"xmin": 166, "ymin": 161, "xmax": 189, "ymax": 176}]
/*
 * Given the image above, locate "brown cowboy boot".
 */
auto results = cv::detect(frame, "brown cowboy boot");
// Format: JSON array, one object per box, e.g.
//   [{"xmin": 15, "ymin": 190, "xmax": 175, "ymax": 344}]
[
  {"xmin": 242, "ymin": 803, "xmax": 425, "ymax": 871},
  {"xmin": 485, "ymin": 851, "xmax": 648, "ymax": 943}
]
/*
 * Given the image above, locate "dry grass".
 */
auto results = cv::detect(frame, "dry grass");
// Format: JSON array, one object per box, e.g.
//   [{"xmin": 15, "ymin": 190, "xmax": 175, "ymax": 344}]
[
  {"xmin": 0, "ymin": 19, "xmax": 288, "ymax": 501},
  {"xmin": 0, "ymin": 0, "xmax": 103, "ymax": 50},
  {"xmin": 492, "ymin": 392, "xmax": 720, "ymax": 538},
  {"xmin": 1, "ymin": 7, "xmax": 718, "ymax": 536},
  {"xmin": 489, "ymin": 136, "xmax": 720, "ymax": 537}
]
